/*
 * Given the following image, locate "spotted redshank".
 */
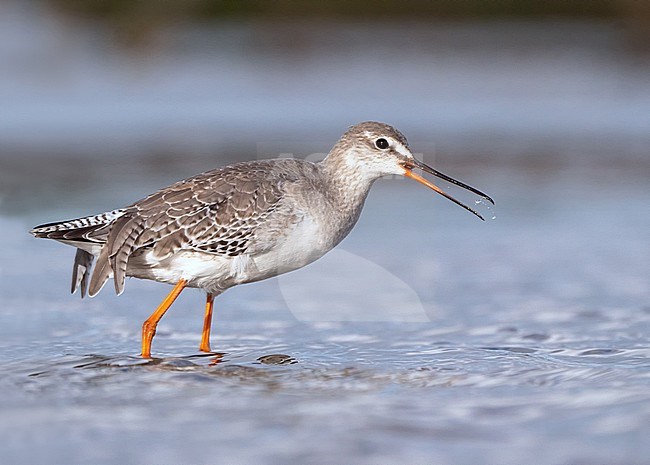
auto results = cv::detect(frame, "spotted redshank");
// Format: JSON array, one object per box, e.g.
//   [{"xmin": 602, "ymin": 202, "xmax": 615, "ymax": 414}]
[{"xmin": 31, "ymin": 122, "xmax": 493, "ymax": 357}]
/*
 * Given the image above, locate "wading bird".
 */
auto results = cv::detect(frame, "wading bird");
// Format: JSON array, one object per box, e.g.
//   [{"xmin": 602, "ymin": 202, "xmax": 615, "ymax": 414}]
[{"xmin": 31, "ymin": 122, "xmax": 493, "ymax": 357}]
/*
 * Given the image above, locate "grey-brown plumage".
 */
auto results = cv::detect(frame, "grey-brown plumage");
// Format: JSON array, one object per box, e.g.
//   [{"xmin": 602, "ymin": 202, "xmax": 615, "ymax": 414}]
[
  {"xmin": 90, "ymin": 158, "xmax": 307, "ymax": 296},
  {"xmin": 33, "ymin": 158, "xmax": 317, "ymax": 295},
  {"xmin": 31, "ymin": 121, "xmax": 493, "ymax": 356}
]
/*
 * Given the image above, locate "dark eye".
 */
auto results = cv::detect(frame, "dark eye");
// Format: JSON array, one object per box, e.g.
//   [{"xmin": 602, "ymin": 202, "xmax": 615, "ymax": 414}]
[{"xmin": 375, "ymin": 138, "xmax": 389, "ymax": 150}]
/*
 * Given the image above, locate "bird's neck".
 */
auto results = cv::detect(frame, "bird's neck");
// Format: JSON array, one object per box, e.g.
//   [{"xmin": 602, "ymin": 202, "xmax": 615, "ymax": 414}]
[{"xmin": 318, "ymin": 149, "xmax": 378, "ymax": 227}]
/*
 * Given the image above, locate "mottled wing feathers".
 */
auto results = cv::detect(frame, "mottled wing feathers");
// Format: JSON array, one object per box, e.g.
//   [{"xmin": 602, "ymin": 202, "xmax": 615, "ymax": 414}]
[
  {"xmin": 86, "ymin": 159, "xmax": 303, "ymax": 296},
  {"xmin": 102, "ymin": 214, "xmax": 147, "ymax": 295}
]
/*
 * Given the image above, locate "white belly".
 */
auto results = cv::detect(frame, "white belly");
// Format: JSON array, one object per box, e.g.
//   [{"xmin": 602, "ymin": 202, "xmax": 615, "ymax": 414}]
[
  {"xmin": 250, "ymin": 215, "xmax": 333, "ymax": 281},
  {"xmin": 125, "ymin": 215, "xmax": 334, "ymax": 294}
]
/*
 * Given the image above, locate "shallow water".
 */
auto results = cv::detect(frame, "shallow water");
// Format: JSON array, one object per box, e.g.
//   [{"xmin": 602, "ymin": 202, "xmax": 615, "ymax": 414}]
[{"xmin": 0, "ymin": 165, "xmax": 648, "ymax": 465}]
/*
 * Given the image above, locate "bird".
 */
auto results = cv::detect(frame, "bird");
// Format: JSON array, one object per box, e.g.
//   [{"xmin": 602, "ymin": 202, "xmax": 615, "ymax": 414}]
[{"xmin": 31, "ymin": 121, "xmax": 494, "ymax": 358}]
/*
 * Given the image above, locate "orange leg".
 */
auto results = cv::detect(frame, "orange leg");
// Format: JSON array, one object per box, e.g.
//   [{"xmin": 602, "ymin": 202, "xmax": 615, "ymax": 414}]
[
  {"xmin": 199, "ymin": 293, "xmax": 214, "ymax": 353},
  {"xmin": 141, "ymin": 279, "xmax": 188, "ymax": 358}
]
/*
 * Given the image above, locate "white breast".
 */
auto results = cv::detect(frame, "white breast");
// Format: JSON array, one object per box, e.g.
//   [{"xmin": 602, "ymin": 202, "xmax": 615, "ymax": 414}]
[
  {"xmin": 125, "ymin": 214, "xmax": 333, "ymax": 294},
  {"xmin": 250, "ymin": 214, "xmax": 333, "ymax": 281}
]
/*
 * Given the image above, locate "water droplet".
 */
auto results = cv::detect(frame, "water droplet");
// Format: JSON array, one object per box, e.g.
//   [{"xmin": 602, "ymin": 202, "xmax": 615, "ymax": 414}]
[{"xmin": 473, "ymin": 198, "xmax": 497, "ymax": 220}]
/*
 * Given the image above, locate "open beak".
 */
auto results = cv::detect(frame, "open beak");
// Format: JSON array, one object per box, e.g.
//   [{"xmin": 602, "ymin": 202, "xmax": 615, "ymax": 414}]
[{"xmin": 401, "ymin": 158, "xmax": 494, "ymax": 221}]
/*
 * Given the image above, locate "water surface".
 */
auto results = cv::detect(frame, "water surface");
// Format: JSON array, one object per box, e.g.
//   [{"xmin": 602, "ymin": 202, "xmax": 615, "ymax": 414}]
[{"xmin": 1, "ymin": 167, "xmax": 648, "ymax": 465}]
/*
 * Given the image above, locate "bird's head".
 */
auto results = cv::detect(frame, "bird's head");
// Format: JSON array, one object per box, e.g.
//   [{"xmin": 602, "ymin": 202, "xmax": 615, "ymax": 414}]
[{"xmin": 326, "ymin": 121, "xmax": 494, "ymax": 220}]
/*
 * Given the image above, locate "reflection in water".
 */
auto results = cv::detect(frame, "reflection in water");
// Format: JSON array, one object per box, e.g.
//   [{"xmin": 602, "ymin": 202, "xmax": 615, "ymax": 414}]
[
  {"xmin": 21, "ymin": 342, "xmax": 649, "ymax": 392},
  {"xmin": 6, "ymin": 321, "xmax": 650, "ymax": 465}
]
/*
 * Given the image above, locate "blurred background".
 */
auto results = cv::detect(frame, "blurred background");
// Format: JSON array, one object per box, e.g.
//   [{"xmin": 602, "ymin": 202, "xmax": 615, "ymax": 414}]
[
  {"xmin": 1, "ymin": 0, "xmax": 649, "ymax": 214},
  {"xmin": 1, "ymin": 2, "xmax": 649, "ymax": 465}
]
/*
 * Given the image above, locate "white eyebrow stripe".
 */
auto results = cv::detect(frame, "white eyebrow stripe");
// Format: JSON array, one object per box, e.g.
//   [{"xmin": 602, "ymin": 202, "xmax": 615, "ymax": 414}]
[
  {"xmin": 363, "ymin": 131, "xmax": 412, "ymax": 158},
  {"xmin": 394, "ymin": 141, "xmax": 412, "ymax": 158}
]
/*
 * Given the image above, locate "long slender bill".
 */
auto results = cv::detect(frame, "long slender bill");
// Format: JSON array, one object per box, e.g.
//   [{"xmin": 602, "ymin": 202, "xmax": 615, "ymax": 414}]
[{"xmin": 402, "ymin": 158, "xmax": 494, "ymax": 221}]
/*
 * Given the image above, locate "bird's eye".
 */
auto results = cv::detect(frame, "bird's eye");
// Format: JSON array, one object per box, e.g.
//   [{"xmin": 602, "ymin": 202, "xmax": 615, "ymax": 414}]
[{"xmin": 375, "ymin": 138, "xmax": 389, "ymax": 150}]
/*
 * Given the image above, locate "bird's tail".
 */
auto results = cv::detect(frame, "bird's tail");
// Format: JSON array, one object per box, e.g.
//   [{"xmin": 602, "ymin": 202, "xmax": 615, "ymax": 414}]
[
  {"xmin": 31, "ymin": 209, "xmax": 127, "ymax": 298},
  {"xmin": 30, "ymin": 209, "xmax": 125, "ymax": 241},
  {"xmin": 72, "ymin": 248, "xmax": 94, "ymax": 298}
]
